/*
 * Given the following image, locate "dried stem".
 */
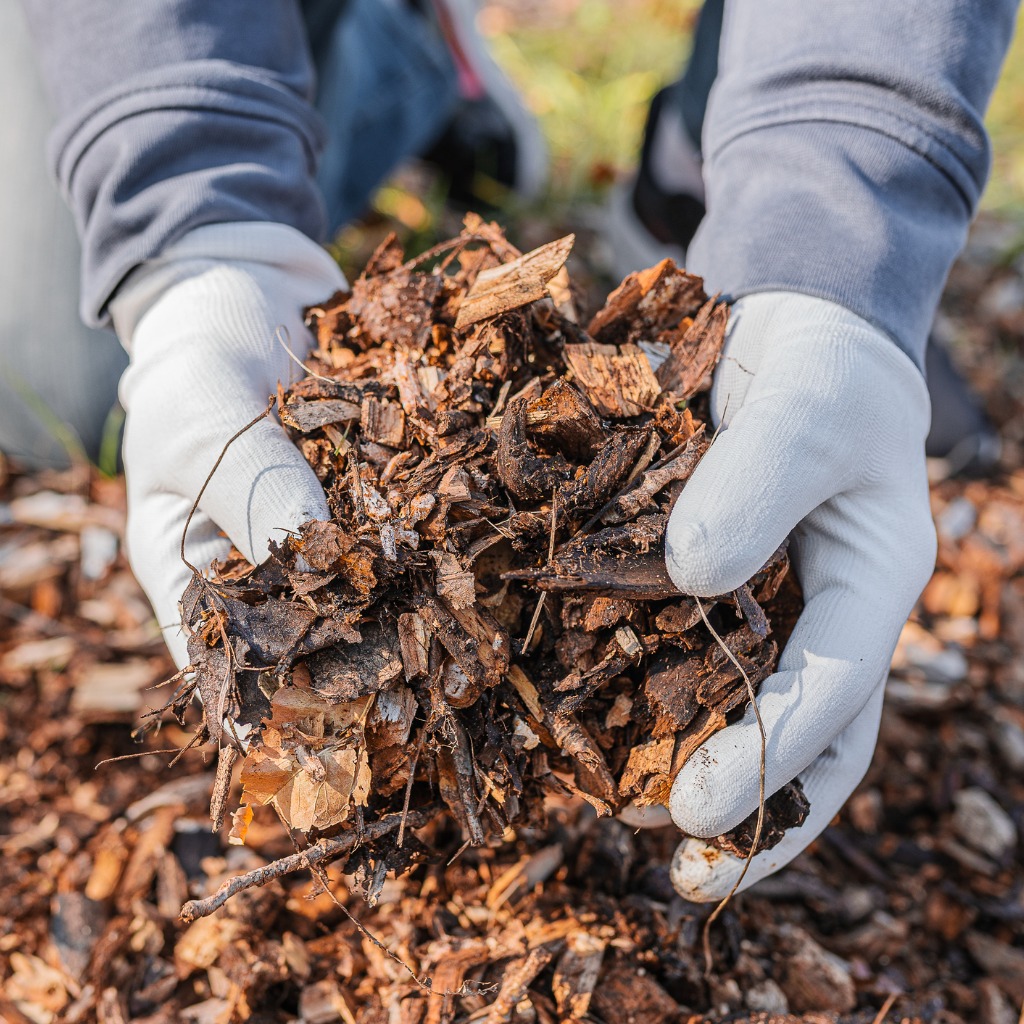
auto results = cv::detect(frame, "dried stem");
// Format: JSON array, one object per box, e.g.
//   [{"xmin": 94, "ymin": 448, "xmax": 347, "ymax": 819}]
[
  {"xmin": 521, "ymin": 488, "xmax": 558, "ymax": 651},
  {"xmin": 179, "ymin": 810, "xmax": 428, "ymax": 921},
  {"xmin": 870, "ymin": 992, "xmax": 899, "ymax": 1024},
  {"xmin": 275, "ymin": 325, "xmax": 337, "ymax": 384},
  {"xmin": 94, "ymin": 748, "xmax": 193, "ymax": 768},
  {"xmin": 398, "ymin": 727, "xmax": 428, "ymax": 848},
  {"xmin": 312, "ymin": 863, "xmax": 436, "ymax": 993},
  {"xmin": 695, "ymin": 596, "xmax": 767, "ymax": 977}
]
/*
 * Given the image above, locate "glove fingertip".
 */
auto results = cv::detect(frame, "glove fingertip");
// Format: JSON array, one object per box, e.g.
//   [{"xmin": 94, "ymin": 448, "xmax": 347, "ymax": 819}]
[
  {"xmin": 664, "ymin": 506, "xmax": 762, "ymax": 597},
  {"xmin": 669, "ymin": 746, "xmax": 746, "ymax": 838},
  {"xmin": 670, "ymin": 838, "xmax": 746, "ymax": 903}
]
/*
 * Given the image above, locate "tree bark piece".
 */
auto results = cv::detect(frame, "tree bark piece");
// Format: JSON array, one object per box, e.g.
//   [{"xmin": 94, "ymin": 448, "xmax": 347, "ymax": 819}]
[{"xmin": 455, "ymin": 235, "xmax": 574, "ymax": 331}]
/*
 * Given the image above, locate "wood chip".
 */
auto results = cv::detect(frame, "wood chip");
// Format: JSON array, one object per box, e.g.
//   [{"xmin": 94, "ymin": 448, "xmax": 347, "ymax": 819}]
[{"xmin": 455, "ymin": 235, "xmax": 574, "ymax": 330}]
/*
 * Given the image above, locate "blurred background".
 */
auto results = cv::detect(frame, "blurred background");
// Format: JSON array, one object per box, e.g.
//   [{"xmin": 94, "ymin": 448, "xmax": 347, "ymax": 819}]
[{"xmin": 340, "ymin": 0, "xmax": 1024, "ymax": 267}]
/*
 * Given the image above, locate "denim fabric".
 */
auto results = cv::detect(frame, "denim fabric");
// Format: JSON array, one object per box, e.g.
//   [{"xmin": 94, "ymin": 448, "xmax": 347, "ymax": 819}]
[{"xmin": 313, "ymin": 0, "xmax": 459, "ymax": 233}]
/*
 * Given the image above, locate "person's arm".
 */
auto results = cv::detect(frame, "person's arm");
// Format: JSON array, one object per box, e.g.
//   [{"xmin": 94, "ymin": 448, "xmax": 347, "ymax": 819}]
[
  {"xmin": 20, "ymin": 0, "xmax": 328, "ymax": 327},
  {"xmin": 20, "ymin": 1, "xmax": 344, "ymax": 667},
  {"xmin": 689, "ymin": 0, "xmax": 1019, "ymax": 368},
  {"xmin": 666, "ymin": 0, "xmax": 1018, "ymax": 899}
]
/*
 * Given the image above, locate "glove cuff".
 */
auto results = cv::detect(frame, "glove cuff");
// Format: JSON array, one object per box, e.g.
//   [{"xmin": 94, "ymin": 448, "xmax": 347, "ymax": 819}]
[
  {"xmin": 109, "ymin": 222, "xmax": 347, "ymax": 349},
  {"xmin": 712, "ymin": 290, "xmax": 929, "ymax": 431}
]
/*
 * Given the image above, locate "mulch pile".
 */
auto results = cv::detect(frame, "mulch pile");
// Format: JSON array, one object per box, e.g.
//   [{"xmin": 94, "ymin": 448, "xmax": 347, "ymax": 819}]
[
  {"xmin": 1, "ymin": 216, "xmax": 1022, "ymax": 1024},
  {"xmin": 171, "ymin": 219, "xmax": 805, "ymax": 894}
]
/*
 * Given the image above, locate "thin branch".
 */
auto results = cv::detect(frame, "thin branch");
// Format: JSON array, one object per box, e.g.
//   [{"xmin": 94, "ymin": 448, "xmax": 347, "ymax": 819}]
[
  {"xmin": 94, "ymin": 749, "xmax": 193, "ymax": 768},
  {"xmin": 401, "ymin": 233, "xmax": 489, "ymax": 272},
  {"xmin": 695, "ymin": 596, "xmax": 767, "ymax": 977},
  {"xmin": 870, "ymin": 992, "xmax": 899, "ymax": 1024},
  {"xmin": 275, "ymin": 325, "xmax": 337, "ymax": 384},
  {"xmin": 521, "ymin": 487, "xmax": 558, "ymax": 651},
  {"xmin": 398, "ymin": 726, "xmax": 428, "ymax": 848},
  {"xmin": 312, "ymin": 863, "xmax": 435, "ymax": 992},
  {"xmin": 179, "ymin": 810, "xmax": 428, "ymax": 921},
  {"xmin": 167, "ymin": 726, "xmax": 208, "ymax": 768},
  {"xmin": 143, "ymin": 666, "xmax": 190, "ymax": 692}
]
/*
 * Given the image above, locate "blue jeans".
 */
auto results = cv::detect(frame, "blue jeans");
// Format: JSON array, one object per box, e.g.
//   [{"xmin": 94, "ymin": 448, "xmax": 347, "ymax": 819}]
[{"xmin": 313, "ymin": 0, "xmax": 459, "ymax": 233}]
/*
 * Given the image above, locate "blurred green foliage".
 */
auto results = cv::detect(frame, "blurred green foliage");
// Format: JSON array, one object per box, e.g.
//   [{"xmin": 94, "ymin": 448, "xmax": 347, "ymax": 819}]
[
  {"xmin": 986, "ymin": 20, "xmax": 1024, "ymax": 216},
  {"xmin": 481, "ymin": 0, "xmax": 701, "ymax": 203},
  {"xmin": 482, "ymin": 0, "xmax": 1024, "ymax": 214}
]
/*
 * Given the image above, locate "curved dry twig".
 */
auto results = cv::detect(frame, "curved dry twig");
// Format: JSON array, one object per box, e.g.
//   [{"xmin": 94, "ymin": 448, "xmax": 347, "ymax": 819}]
[{"xmin": 179, "ymin": 810, "xmax": 428, "ymax": 921}]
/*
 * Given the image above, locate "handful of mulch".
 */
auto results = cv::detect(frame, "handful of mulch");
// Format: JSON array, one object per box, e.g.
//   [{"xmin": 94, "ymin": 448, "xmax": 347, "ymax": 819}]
[{"xmin": 160, "ymin": 216, "xmax": 806, "ymax": 911}]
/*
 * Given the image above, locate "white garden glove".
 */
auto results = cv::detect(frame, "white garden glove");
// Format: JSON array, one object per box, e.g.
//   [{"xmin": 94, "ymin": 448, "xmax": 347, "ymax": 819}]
[
  {"xmin": 111, "ymin": 222, "xmax": 346, "ymax": 668},
  {"xmin": 663, "ymin": 292, "xmax": 936, "ymax": 901}
]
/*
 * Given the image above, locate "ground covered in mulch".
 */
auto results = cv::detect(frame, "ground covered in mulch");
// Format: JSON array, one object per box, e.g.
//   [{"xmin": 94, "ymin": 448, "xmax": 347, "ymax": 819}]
[{"xmin": 2, "ymin": 217, "xmax": 1023, "ymax": 1024}]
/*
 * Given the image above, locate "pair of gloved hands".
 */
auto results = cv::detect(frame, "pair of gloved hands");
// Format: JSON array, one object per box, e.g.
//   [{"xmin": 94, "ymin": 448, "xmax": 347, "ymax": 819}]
[{"xmin": 113, "ymin": 222, "xmax": 935, "ymax": 901}]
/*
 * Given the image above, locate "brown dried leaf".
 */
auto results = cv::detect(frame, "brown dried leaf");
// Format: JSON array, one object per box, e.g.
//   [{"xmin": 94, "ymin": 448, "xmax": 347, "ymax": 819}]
[{"xmin": 227, "ymin": 804, "xmax": 254, "ymax": 847}]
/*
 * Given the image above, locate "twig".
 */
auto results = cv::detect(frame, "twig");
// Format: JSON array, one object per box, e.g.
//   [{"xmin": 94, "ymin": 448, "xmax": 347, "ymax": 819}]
[
  {"xmin": 94, "ymin": 749, "xmax": 193, "ymax": 768},
  {"xmin": 870, "ymin": 992, "xmax": 899, "ymax": 1024},
  {"xmin": 401, "ymin": 233, "xmax": 502, "ymax": 272},
  {"xmin": 144, "ymin": 666, "xmax": 190, "ymax": 691},
  {"xmin": 521, "ymin": 488, "xmax": 558, "ymax": 651},
  {"xmin": 446, "ymin": 838, "xmax": 472, "ymax": 866},
  {"xmin": 398, "ymin": 726, "xmax": 428, "ymax": 847},
  {"xmin": 180, "ymin": 396, "xmax": 277, "ymax": 575},
  {"xmin": 179, "ymin": 810, "xmax": 428, "ymax": 921},
  {"xmin": 695, "ymin": 596, "xmax": 767, "ymax": 977},
  {"xmin": 167, "ymin": 726, "xmax": 208, "ymax": 768},
  {"xmin": 275, "ymin": 325, "xmax": 337, "ymax": 384},
  {"xmin": 311, "ymin": 862, "xmax": 436, "ymax": 993},
  {"xmin": 708, "ymin": 401, "xmax": 728, "ymax": 446}
]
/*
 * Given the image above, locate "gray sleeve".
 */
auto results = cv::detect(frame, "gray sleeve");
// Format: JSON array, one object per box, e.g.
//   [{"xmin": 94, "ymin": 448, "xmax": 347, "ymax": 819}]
[
  {"xmin": 20, "ymin": 0, "xmax": 328, "ymax": 327},
  {"xmin": 687, "ymin": 0, "xmax": 1019, "ymax": 368}
]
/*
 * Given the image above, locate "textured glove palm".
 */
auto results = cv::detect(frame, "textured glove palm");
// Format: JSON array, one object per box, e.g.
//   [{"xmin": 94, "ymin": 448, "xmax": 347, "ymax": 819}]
[
  {"xmin": 111, "ymin": 223, "xmax": 346, "ymax": 668},
  {"xmin": 664, "ymin": 292, "xmax": 936, "ymax": 901}
]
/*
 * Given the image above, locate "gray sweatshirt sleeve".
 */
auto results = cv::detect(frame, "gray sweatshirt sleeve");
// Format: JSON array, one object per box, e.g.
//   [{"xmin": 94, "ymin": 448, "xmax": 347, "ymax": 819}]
[
  {"xmin": 687, "ymin": 0, "xmax": 1019, "ymax": 368},
  {"xmin": 20, "ymin": 0, "xmax": 328, "ymax": 327}
]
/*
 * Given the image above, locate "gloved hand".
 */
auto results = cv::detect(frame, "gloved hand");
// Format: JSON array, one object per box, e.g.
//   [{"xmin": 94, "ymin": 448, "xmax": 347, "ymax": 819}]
[
  {"xmin": 110, "ymin": 223, "xmax": 347, "ymax": 668},
  {"xmin": 663, "ymin": 292, "xmax": 936, "ymax": 901}
]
